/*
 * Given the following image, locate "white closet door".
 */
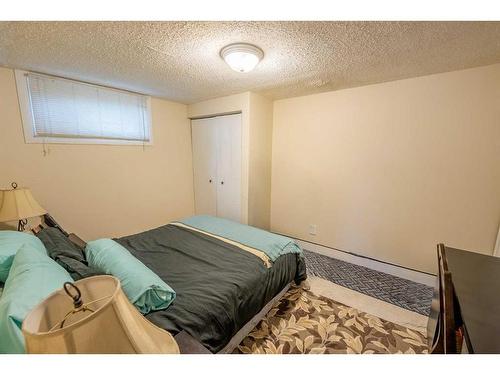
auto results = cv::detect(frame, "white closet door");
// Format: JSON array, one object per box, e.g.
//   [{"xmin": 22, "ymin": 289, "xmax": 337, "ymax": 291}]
[
  {"xmin": 191, "ymin": 117, "xmax": 217, "ymax": 216},
  {"xmin": 215, "ymin": 114, "xmax": 242, "ymax": 222}
]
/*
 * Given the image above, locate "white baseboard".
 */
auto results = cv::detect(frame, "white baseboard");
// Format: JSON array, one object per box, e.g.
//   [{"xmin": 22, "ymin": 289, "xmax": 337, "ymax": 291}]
[
  {"xmin": 494, "ymin": 224, "xmax": 500, "ymax": 257},
  {"xmin": 296, "ymin": 239, "xmax": 436, "ymax": 287}
]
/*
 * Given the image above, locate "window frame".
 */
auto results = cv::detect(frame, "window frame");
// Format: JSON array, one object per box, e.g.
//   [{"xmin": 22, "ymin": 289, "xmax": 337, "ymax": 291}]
[{"xmin": 15, "ymin": 69, "xmax": 153, "ymax": 146}]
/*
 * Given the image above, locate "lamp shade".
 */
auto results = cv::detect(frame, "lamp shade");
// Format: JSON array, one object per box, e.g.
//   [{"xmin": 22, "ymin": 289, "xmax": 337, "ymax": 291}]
[
  {"xmin": 0, "ymin": 184, "xmax": 46, "ymax": 223},
  {"xmin": 21, "ymin": 275, "xmax": 179, "ymax": 354}
]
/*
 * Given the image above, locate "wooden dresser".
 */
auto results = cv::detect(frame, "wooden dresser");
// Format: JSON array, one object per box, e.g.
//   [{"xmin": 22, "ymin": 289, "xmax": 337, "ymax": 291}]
[{"xmin": 443, "ymin": 246, "xmax": 500, "ymax": 353}]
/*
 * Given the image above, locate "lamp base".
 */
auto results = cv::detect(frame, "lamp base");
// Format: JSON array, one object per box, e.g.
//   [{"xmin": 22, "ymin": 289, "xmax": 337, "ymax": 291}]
[{"xmin": 18, "ymin": 219, "xmax": 28, "ymax": 232}]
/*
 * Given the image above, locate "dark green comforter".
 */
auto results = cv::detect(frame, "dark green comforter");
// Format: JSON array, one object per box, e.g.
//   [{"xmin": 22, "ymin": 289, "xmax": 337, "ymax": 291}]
[{"xmin": 115, "ymin": 223, "xmax": 306, "ymax": 353}]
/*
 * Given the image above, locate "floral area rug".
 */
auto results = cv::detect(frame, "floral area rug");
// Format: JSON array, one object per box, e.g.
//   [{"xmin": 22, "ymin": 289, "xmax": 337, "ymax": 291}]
[{"xmin": 235, "ymin": 286, "xmax": 428, "ymax": 354}]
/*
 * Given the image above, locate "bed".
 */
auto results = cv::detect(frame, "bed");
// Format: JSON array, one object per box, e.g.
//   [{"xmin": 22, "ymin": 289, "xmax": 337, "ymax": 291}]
[{"xmin": 40, "ymin": 214, "xmax": 307, "ymax": 354}]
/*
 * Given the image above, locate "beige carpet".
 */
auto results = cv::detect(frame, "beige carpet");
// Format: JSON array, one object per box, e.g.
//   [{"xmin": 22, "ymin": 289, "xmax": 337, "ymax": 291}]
[{"xmin": 235, "ymin": 285, "xmax": 428, "ymax": 354}]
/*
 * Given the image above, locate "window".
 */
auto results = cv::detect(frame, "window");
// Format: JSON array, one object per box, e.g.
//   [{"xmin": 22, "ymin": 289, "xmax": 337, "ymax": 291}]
[{"xmin": 15, "ymin": 70, "xmax": 152, "ymax": 145}]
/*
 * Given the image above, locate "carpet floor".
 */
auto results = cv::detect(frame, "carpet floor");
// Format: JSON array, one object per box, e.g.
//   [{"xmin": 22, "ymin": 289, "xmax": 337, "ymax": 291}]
[
  {"xmin": 303, "ymin": 249, "xmax": 433, "ymax": 316},
  {"xmin": 236, "ymin": 285, "xmax": 428, "ymax": 354}
]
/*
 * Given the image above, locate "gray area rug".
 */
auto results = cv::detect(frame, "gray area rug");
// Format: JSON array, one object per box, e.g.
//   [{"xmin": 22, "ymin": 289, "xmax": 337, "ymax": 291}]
[{"xmin": 303, "ymin": 249, "xmax": 433, "ymax": 316}]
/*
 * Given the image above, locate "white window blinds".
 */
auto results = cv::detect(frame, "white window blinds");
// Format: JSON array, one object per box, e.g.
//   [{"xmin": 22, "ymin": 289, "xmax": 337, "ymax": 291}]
[{"xmin": 22, "ymin": 72, "xmax": 150, "ymax": 142}]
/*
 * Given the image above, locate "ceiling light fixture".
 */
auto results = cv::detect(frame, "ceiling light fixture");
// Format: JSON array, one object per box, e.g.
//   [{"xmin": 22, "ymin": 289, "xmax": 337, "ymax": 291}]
[{"xmin": 220, "ymin": 43, "xmax": 264, "ymax": 73}]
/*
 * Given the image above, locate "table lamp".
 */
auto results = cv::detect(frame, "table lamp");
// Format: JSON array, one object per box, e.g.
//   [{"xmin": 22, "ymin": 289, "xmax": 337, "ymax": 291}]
[
  {"xmin": 0, "ymin": 182, "xmax": 47, "ymax": 231},
  {"xmin": 22, "ymin": 275, "xmax": 180, "ymax": 354}
]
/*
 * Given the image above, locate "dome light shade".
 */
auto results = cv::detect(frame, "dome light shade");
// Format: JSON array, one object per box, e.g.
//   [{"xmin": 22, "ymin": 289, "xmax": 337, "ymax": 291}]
[{"xmin": 220, "ymin": 43, "xmax": 264, "ymax": 73}]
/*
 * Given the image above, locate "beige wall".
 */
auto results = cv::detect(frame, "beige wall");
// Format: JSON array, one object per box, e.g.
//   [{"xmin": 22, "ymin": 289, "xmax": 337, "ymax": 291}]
[
  {"xmin": 271, "ymin": 64, "xmax": 500, "ymax": 273},
  {"xmin": 248, "ymin": 92, "xmax": 273, "ymax": 229},
  {"xmin": 0, "ymin": 66, "xmax": 195, "ymax": 240}
]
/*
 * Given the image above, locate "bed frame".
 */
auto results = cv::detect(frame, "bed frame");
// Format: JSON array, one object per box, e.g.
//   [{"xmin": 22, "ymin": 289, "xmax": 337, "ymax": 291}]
[
  {"xmin": 38, "ymin": 214, "xmax": 293, "ymax": 354},
  {"xmin": 216, "ymin": 282, "xmax": 291, "ymax": 354}
]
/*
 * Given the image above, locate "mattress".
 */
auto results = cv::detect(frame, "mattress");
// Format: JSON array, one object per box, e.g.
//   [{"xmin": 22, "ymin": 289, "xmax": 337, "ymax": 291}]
[{"xmin": 115, "ymin": 223, "xmax": 306, "ymax": 353}]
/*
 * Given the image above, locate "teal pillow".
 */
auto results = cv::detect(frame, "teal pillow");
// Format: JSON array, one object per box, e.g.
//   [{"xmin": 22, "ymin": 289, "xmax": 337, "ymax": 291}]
[
  {"xmin": 0, "ymin": 231, "xmax": 47, "ymax": 282},
  {"xmin": 86, "ymin": 239, "xmax": 176, "ymax": 314},
  {"xmin": 0, "ymin": 244, "xmax": 72, "ymax": 353}
]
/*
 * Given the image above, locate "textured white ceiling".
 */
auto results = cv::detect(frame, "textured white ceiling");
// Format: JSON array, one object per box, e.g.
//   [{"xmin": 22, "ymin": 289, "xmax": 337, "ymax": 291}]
[{"xmin": 1, "ymin": 21, "xmax": 500, "ymax": 104}]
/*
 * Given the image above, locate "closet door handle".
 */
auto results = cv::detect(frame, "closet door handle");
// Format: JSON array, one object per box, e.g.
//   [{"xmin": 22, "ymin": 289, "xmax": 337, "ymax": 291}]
[
  {"xmin": 209, "ymin": 179, "xmax": 212, "ymax": 183},
  {"xmin": 220, "ymin": 181, "xmax": 224, "ymax": 185}
]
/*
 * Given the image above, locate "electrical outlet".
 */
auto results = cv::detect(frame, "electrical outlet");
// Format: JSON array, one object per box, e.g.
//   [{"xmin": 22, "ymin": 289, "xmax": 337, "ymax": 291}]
[{"xmin": 309, "ymin": 224, "xmax": 317, "ymax": 236}]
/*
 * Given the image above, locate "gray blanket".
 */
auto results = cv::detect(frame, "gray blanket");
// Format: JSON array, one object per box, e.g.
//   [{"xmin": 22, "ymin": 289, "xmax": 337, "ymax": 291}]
[{"xmin": 115, "ymin": 223, "xmax": 306, "ymax": 353}]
